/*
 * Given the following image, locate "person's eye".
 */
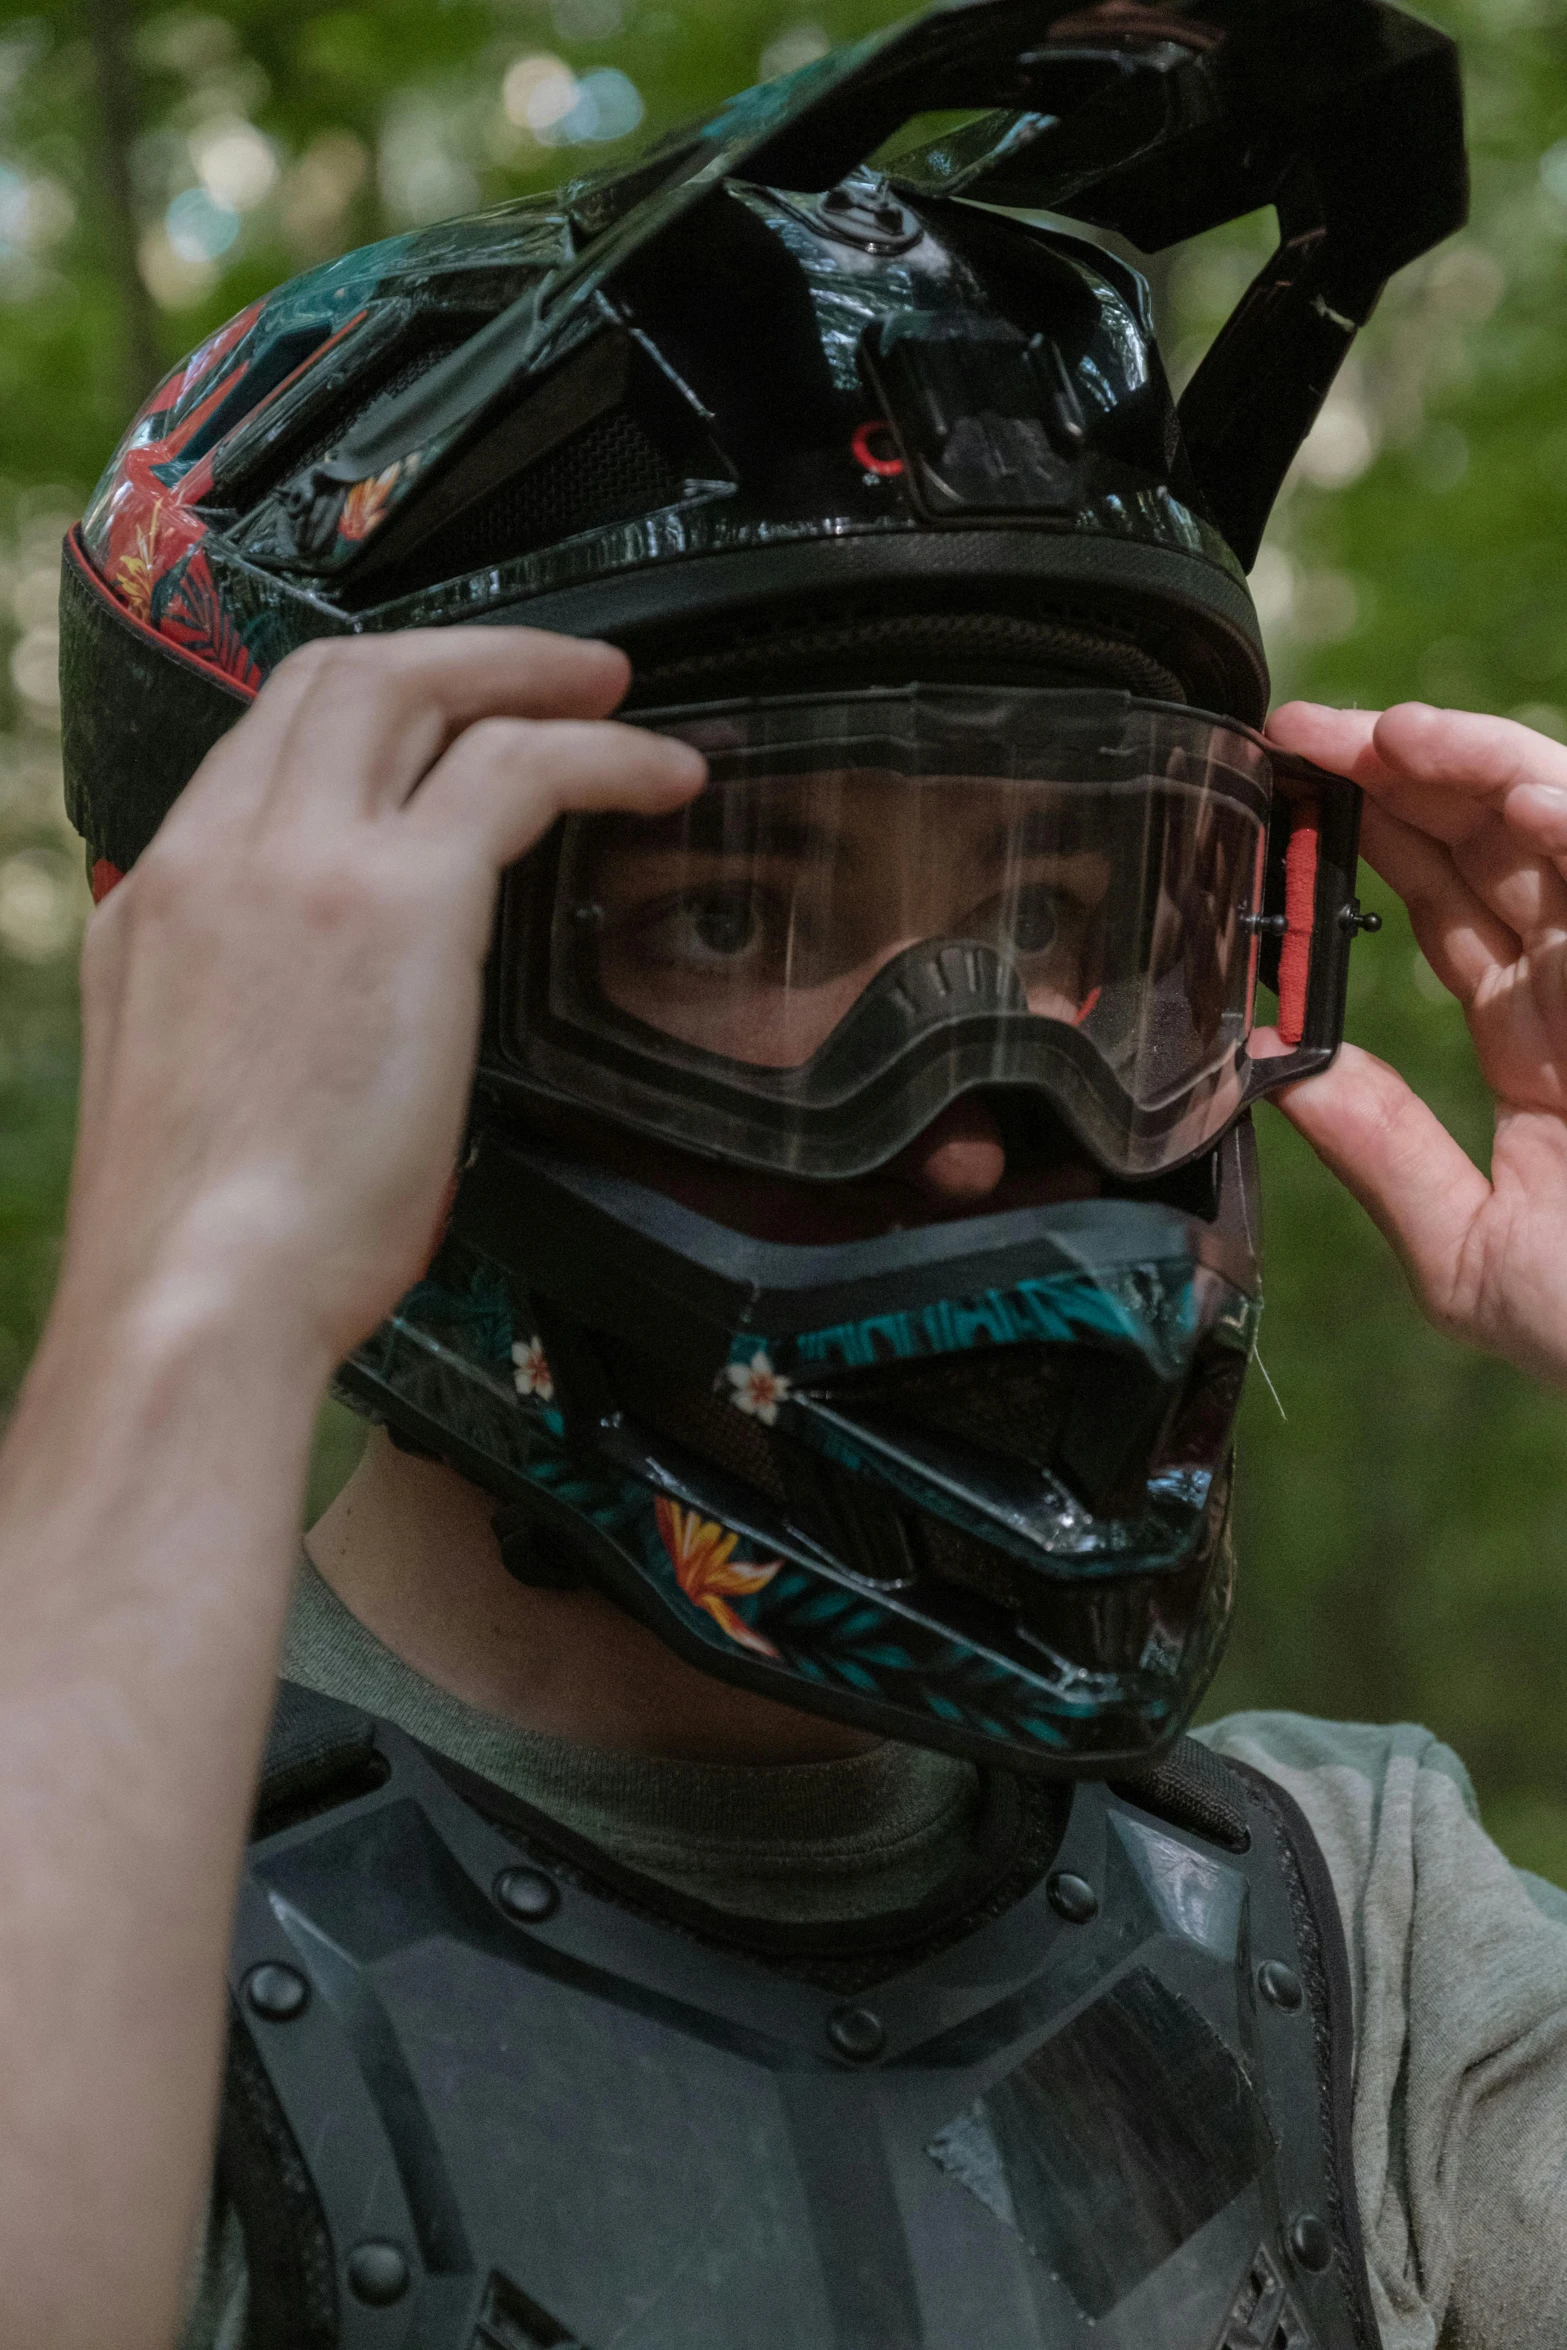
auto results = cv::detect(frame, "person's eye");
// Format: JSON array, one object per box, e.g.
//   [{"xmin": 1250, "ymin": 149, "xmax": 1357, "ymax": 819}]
[
  {"xmin": 641, "ymin": 887, "xmax": 771, "ymax": 968},
  {"xmin": 1003, "ymin": 884, "xmax": 1061, "ymax": 957}
]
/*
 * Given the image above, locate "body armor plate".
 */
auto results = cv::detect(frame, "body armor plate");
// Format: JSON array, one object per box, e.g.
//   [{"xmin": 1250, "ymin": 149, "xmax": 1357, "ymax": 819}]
[{"xmin": 222, "ymin": 1686, "xmax": 1378, "ymax": 2350}]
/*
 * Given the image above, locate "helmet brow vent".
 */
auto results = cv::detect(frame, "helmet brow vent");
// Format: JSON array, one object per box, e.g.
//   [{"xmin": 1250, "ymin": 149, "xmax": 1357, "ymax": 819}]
[
  {"xmin": 365, "ymin": 401, "xmax": 688, "ymax": 606},
  {"xmin": 221, "ymin": 317, "xmax": 489, "ymax": 514},
  {"xmin": 341, "ymin": 328, "xmax": 726, "ymax": 607}
]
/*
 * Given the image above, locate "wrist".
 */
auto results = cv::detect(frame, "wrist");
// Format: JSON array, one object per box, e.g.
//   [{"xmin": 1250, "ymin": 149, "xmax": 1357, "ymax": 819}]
[
  {"xmin": 0, "ymin": 1224, "xmax": 326, "ymax": 1700},
  {"xmin": 23, "ymin": 1239, "xmax": 332, "ymax": 1489},
  {"xmin": 52, "ymin": 1173, "xmax": 348, "ymax": 1397}
]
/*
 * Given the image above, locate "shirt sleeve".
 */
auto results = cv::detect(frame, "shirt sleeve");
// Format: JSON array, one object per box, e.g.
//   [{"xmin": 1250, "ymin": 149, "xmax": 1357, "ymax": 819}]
[{"xmin": 1199, "ymin": 1710, "xmax": 1567, "ymax": 2350}]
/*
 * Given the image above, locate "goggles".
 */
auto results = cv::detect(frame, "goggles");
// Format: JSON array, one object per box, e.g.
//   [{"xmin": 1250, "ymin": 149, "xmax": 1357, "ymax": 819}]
[{"xmin": 488, "ymin": 687, "xmax": 1364, "ymax": 1182}]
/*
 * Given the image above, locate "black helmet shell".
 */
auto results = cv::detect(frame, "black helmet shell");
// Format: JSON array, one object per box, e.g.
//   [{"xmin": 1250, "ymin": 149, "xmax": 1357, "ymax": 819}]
[{"xmin": 62, "ymin": 0, "xmax": 1465, "ymax": 875}]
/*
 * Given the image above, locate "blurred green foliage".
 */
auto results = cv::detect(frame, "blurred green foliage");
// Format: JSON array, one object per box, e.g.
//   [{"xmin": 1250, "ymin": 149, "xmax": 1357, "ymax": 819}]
[{"xmin": 0, "ymin": 0, "xmax": 1565, "ymax": 1875}]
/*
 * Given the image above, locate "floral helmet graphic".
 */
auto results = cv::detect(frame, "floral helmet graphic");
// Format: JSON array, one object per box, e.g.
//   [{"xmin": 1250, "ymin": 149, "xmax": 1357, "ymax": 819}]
[{"xmin": 61, "ymin": 0, "xmax": 1465, "ymax": 1772}]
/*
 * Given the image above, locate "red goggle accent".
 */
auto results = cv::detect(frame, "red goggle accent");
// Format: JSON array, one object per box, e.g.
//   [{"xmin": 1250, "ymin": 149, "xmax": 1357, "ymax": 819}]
[{"xmin": 1276, "ymin": 803, "xmax": 1319, "ymax": 1047}]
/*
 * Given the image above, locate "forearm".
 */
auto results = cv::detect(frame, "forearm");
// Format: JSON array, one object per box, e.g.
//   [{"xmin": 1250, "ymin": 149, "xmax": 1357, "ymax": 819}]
[
  {"xmin": 0, "ymin": 1266, "xmax": 326, "ymax": 2350},
  {"xmin": 0, "ymin": 624, "xmax": 698, "ymax": 2347}
]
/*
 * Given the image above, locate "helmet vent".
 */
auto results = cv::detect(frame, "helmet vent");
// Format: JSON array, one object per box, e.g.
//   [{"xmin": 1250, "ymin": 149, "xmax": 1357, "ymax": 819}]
[
  {"xmin": 585, "ymin": 1330, "xmax": 1227, "ymax": 1694},
  {"xmin": 915, "ymin": 1508, "xmax": 1027, "ymax": 1612},
  {"xmin": 225, "ymin": 319, "xmax": 488, "ymax": 513},
  {"xmin": 362, "ymin": 402, "xmax": 689, "ymax": 604},
  {"xmin": 854, "ymin": 1345, "xmax": 1075, "ymax": 1477},
  {"xmin": 805, "ymin": 1341, "xmax": 1181, "ymax": 1520},
  {"xmin": 918, "ymin": 1506, "xmax": 1204, "ymax": 1679},
  {"xmin": 601, "ymin": 1342, "xmax": 789, "ymax": 1504}
]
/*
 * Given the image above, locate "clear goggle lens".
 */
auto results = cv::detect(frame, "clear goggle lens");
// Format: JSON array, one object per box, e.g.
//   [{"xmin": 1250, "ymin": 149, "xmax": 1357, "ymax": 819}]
[{"xmin": 492, "ymin": 689, "xmax": 1358, "ymax": 1180}]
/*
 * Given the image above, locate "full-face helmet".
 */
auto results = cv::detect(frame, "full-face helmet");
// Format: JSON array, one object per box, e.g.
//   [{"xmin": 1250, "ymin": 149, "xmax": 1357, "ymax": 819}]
[{"xmin": 61, "ymin": 0, "xmax": 1465, "ymax": 1771}]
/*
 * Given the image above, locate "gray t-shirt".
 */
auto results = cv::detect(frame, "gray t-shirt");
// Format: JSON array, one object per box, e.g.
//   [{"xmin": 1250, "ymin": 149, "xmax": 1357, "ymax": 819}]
[{"xmin": 184, "ymin": 1562, "xmax": 1567, "ymax": 2348}]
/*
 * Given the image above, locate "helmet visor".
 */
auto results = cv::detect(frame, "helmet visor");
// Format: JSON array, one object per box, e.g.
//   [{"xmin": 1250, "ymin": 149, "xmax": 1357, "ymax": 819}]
[{"xmin": 493, "ymin": 687, "xmax": 1359, "ymax": 1179}]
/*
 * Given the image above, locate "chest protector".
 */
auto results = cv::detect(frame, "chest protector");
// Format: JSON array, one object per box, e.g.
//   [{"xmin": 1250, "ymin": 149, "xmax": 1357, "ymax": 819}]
[{"xmin": 221, "ymin": 1685, "xmax": 1379, "ymax": 2350}]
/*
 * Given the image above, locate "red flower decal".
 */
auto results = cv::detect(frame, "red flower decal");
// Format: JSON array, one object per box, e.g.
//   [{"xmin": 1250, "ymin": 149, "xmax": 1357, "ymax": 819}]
[{"xmin": 158, "ymin": 551, "xmax": 263, "ymax": 692}]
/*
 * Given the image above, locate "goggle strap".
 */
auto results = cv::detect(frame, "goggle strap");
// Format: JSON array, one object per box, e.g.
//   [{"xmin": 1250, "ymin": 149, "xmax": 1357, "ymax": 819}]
[{"xmin": 1277, "ymin": 800, "xmax": 1320, "ymax": 1047}]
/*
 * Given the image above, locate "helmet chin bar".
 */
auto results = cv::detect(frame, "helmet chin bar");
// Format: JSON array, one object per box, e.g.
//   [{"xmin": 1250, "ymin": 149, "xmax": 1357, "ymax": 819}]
[{"xmin": 336, "ymin": 1121, "xmax": 1260, "ymax": 1775}]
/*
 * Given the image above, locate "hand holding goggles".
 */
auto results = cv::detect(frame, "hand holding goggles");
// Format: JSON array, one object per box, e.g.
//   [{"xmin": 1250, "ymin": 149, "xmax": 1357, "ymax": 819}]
[{"xmin": 487, "ymin": 686, "xmax": 1369, "ymax": 1181}]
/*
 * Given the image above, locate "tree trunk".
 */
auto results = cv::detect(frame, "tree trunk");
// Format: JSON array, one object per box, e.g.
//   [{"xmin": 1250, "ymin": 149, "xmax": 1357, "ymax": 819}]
[{"xmin": 83, "ymin": 0, "xmax": 160, "ymax": 405}]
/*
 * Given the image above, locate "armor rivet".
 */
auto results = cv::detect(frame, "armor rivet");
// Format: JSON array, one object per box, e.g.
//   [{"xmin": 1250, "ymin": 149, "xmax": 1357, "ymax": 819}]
[
  {"xmin": 243, "ymin": 1962, "xmax": 309, "ymax": 2023},
  {"xmin": 1258, "ymin": 1960, "xmax": 1304, "ymax": 2010},
  {"xmin": 1287, "ymin": 2213, "xmax": 1333, "ymax": 2274},
  {"xmin": 495, "ymin": 1866, "xmax": 560, "ymax": 1924},
  {"xmin": 827, "ymin": 2006, "xmax": 886, "ymax": 2061},
  {"xmin": 1047, "ymin": 1871, "xmax": 1099, "ymax": 1924},
  {"xmin": 348, "ymin": 2241, "xmax": 411, "ymax": 2306}
]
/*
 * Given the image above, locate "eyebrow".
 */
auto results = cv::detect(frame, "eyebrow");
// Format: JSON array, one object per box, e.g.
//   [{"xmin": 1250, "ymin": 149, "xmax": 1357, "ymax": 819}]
[
  {"xmin": 1002, "ymin": 808, "xmax": 1099, "ymax": 859},
  {"xmin": 595, "ymin": 795, "xmax": 1097, "ymax": 873},
  {"xmin": 698, "ymin": 805, "xmax": 839, "ymax": 859},
  {"xmin": 600, "ymin": 801, "xmax": 845, "ymax": 863}
]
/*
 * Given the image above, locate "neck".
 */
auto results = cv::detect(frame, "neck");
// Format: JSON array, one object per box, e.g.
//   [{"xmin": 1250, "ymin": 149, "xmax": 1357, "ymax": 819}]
[{"xmin": 305, "ymin": 1429, "xmax": 878, "ymax": 1766}]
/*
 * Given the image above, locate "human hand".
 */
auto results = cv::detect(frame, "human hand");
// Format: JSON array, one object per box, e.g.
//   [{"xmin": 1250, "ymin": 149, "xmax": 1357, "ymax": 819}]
[
  {"xmin": 64, "ymin": 628, "xmax": 704, "ymax": 1375},
  {"xmin": 1263, "ymin": 698, "xmax": 1567, "ymax": 1386}
]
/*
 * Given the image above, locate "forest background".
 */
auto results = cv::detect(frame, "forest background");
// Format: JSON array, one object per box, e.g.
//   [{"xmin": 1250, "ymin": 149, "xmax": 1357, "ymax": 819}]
[{"xmin": 0, "ymin": 0, "xmax": 1564, "ymax": 1871}]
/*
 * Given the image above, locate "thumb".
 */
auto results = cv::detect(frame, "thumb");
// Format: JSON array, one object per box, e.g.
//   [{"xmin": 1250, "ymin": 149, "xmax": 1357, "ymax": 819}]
[{"xmin": 1272, "ymin": 1042, "xmax": 1489, "ymax": 1329}]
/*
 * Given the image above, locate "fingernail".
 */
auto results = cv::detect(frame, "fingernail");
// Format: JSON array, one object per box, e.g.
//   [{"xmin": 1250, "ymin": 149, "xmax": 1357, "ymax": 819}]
[{"xmin": 1507, "ymin": 780, "xmax": 1567, "ymax": 834}]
